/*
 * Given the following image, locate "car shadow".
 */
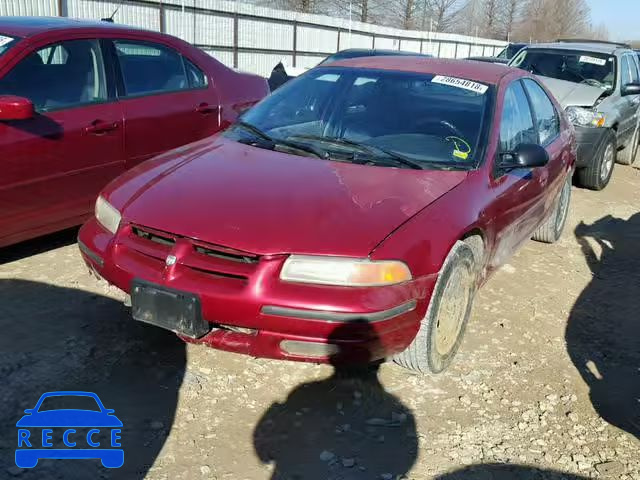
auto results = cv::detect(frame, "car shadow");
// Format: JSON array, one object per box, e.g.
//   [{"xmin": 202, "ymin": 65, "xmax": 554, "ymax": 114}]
[
  {"xmin": 0, "ymin": 228, "xmax": 79, "ymax": 265},
  {"xmin": 434, "ymin": 463, "xmax": 589, "ymax": 479},
  {"xmin": 566, "ymin": 213, "xmax": 640, "ymax": 440},
  {"xmin": 0, "ymin": 279, "xmax": 186, "ymax": 479},
  {"xmin": 253, "ymin": 321, "xmax": 417, "ymax": 479}
]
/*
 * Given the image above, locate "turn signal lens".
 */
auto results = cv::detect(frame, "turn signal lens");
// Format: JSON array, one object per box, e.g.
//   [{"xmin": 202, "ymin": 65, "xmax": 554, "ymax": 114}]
[
  {"xmin": 95, "ymin": 196, "xmax": 121, "ymax": 235},
  {"xmin": 280, "ymin": 256, "xmax": 412, "ymax": 286}
]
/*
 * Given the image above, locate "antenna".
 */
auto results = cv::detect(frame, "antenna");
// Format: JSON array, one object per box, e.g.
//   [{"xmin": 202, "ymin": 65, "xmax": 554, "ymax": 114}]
[{"xmin": 101, "ymin": 6, "xmax": 119, "ymax": 23}]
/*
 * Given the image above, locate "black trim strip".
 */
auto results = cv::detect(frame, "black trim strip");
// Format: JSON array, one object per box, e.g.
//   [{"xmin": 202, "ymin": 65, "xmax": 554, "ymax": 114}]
[
  {"xmin": 261, "ymin": 300, "xmax": 417, "ymax": 323},
  {"xmin": 78, "ymin": 240, "xmax": 104, "ymax": 268}
]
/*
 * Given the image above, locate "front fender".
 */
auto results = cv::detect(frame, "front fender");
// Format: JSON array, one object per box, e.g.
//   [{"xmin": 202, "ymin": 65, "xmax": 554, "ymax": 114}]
[{"xmin": 369, "ymin": 171, "xmax": 488, "ymax": 278}]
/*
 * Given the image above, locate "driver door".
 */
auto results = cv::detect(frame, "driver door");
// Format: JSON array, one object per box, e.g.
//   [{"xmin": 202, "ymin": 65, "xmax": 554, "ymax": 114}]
[
  {"xmin": 0, "ymin": 38, "xmax": 124, "ymax": 246},
  {"xmin": 485, "ymin": 80, "xmax": 548, "ymax": 268}
]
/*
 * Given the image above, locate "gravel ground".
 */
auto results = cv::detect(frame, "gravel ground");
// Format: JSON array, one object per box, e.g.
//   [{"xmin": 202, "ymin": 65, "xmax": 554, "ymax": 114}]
[{"xmin": 1, "ymin": 164, "xmax": 639, "ymax": 480}]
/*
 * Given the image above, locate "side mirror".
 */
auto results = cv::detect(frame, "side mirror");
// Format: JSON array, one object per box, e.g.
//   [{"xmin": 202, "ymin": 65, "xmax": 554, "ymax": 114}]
[
  {"xmin": 621, "ymin": 83, "xmax": 640, "ymax": 96},
  {"xmin": 23, "ymin": 409, "xmax": 34, "ymax": 415},
  {"xmin": 105, "ymin": 409, "xmax": 115, "ymax": 414},
  {"xmin": 499, "ymin": 143, "xmax": 549, "ymax": 171},
  {"xmin": 0, "ymin": 95, "xmax": 34, "ymax": 120}
]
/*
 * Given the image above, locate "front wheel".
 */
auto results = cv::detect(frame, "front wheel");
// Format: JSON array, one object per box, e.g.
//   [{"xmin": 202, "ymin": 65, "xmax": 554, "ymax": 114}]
[
  {"xmin": 576, "ymin": 129, "xmax": 616, "ymax": 190},
  {"xmin": 532, "ymin": 176, "xmax": 572, "ymax": 244},
  {"xmin": 394, "ymin": 241, "xmax": 477, "ymax": 374}
]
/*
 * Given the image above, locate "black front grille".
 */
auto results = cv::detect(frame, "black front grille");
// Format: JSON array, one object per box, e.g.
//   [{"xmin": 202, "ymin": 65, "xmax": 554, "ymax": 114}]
[
  {"xmin": 132, "ymin": 227, "xmax": 175, "ymax": 247},
  {"xmin": 194, "ymin": 245, "xmax": 258, "ymax": 264}
]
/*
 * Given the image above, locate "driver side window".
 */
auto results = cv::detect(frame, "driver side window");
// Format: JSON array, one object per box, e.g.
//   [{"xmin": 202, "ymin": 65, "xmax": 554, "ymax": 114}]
[
  {"xmin": 500, "ymin": 81, "xmax": 537, "ymax": 152},
  {"xmin": 0, "ymin": 39, "xmax": 107, "ymax": 112}
]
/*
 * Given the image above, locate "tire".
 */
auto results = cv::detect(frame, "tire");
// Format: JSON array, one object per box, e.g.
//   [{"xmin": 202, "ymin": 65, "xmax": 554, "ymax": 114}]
[
  {"xmin": 532, "ymin": 176, "xmax": 572, "ymax": 244},
  {"xmin": 616, "ymin": 123, "xmax": 639, "ymax": 166},
  {"xmin": 394, "ymin": 240, "xmax": 477, "ymax": 374},
  {"xmin": 576, "ymin": 129, "xmax": 616, "ymax": 190}
]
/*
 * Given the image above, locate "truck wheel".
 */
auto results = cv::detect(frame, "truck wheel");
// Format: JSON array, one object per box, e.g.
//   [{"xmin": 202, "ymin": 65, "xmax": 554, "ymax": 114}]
[
  {"xmin": 576, "ymin": 129, "xmax": 616, "ymax": 190},
  {"xmin": 617, "ymin": 124, "xmax": 639, "ymax": 165},
  {"xmin": 532, "ymin": 176, "xmax": 571, "ymax": 244},
  {"xmin": 393, "ymin": 241, "xmax": 477, "ymax": 374}
]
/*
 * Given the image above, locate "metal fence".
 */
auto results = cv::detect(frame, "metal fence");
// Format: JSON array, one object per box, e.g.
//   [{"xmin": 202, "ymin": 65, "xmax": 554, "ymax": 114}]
[{"xmin": 1, "ymin": 0, "xmax": 508, "ymax": 77}]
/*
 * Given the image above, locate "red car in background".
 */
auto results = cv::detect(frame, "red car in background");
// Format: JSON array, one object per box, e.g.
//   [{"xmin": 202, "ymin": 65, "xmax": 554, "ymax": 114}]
[
  {"xmin": 79, "ymin": 58, "xmax": 575, "ymax": 374},
  {"xmin": 0, "ymin": 17, "xmax": 268, "ymax": 248}
]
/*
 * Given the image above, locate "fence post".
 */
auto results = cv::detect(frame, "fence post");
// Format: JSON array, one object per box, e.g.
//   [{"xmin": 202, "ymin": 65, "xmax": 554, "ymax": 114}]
[
  {"xmin": 57, "ymin": 0, "xmax": 66, "ymax": 16},
  {"xmin": 292, "ymin": 21, "xmax": 298, "ymax": 67},
  {"xmin": 233, "ymin": 11, "xmax": 239, "ymax": 69},
  {"xmin": 336, "ymin": 29, "xmax": 341, "ymax": 52},
  {"xmin": 159, "ymin": 2, "xmax": 166, "ymax": 34},
  {"xmin": 372, "ymin": 33, "xmax": 375, "ymax": 49}
]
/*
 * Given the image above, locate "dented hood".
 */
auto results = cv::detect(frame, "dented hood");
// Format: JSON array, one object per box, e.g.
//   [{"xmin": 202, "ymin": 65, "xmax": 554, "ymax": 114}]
[
  {"xmin": 107, "ymin": 136, "xmax": 468, "ymax": 257},
  {"xmin": 538, "ymin": 76, "xmax": 606, "ymax": 107}
]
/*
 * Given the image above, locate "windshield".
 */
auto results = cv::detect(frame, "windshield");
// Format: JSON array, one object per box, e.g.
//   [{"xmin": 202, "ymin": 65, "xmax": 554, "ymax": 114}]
[
  {"xmin": 511, "ymin": 48, "xmax": 616, "ymax": 91},
  {"xmin": 228, "ymin": 67, "xmax": 491, "ymax": 169},
  {"xmin": 38, "ymin": 395, "xmax": 101, "ymax": 412},
  {"xmin": 0, "ymin": 34, "xmax": 19, "ymax": 57}
]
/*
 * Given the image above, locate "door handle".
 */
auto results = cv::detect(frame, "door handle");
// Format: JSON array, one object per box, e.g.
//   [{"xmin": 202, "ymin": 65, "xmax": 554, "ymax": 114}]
[
  {"xmin": 85, "ymin": 120, "xmax": 119, "ymax": 135},
  {"xmin": 195, "ymin": 103, "xmax": 216, "ymax": 114}
]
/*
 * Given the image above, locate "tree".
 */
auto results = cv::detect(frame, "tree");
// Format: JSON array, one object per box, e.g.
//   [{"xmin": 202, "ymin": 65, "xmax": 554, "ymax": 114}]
[
  {"xmin": 515, "ymin": 0, "xmax": 592, "ymax": 42},
  {"xmin": 425, "ymin": 0, "xmax": 462, "ymax": 32}
]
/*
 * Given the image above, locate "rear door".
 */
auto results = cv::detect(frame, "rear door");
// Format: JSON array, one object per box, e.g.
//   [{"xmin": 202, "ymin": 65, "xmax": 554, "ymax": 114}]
[
  {"xmin": 0, "ymin": 38, "xmax": 125, "ymax": 246},
  {"xmin": 108, "ymin": 39, "xmax": 220, "ymax": 167},
  {"xmin": 521, "ymin": 78, "xmax": 566, "ymax": 216},
  {"xmin": 619, "ymin": 53, "xmax": 640, "ymax": 142}
]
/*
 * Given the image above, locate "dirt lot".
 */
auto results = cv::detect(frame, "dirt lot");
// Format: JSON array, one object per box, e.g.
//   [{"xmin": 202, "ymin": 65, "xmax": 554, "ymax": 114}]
[{"xmin": 1, "ymin": 164, "xmax": 639, "ymax": 480}]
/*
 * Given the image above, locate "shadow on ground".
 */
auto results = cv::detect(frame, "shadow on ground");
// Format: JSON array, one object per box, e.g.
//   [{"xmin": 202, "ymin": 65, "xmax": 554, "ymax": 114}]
[
  {"xmin": 567, "ymin": 213, "xmax": 640, "ymax": 439},
  {"xmin": 0, "ymin": 228, "xmax": 78, "ymax": 265},
  {"xmin": 435, "ymin": 463, "xmax": 589, "ymax": 479},
  {"xmin": 253, "ymin": 322, "xmax": 417, "ymax": 479},
  {"xmin": 0, "ymin": 279, "xmax": 186, "ymax": 479}
]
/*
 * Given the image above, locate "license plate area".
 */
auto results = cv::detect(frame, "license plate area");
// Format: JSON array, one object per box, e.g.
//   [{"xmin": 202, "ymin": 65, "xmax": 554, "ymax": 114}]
[{"xmin": 131, "ymin": 280, "xmax": 210, "ymax": 338}]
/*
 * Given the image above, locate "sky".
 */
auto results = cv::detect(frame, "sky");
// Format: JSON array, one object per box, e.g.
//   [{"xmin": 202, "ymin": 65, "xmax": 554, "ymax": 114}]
[{"xmin": 586, "ymin": 0, "xmax": 640, "ymax": 41}]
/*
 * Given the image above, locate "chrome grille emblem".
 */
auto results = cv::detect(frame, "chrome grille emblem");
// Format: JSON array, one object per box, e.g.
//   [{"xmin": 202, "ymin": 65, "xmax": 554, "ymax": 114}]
[{"xmin": 165, "ymin": 255, "xmax": 177, "ymax": 267}]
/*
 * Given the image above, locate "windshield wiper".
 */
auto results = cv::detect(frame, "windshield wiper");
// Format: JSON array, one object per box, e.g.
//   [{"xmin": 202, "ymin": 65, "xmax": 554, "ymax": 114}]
[
  {"xmin": 234, "ymin": 122, "xmax": 325, "ymax": 158},
  {"xmin": 288, "ymin": 135, "xmax": 425, "ymax": 170}
]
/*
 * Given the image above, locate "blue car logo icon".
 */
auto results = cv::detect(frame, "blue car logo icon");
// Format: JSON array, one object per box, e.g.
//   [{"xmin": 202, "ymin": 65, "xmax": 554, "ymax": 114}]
[{"xmin": 16, "ymin": 391, "xmax": 124, "ymax": 468}]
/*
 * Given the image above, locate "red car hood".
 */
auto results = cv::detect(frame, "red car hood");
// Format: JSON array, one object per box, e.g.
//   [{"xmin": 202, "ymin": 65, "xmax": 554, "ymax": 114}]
[{"xmin": 108, "ymin": 137, "xmax": 467, "ymax": 257}]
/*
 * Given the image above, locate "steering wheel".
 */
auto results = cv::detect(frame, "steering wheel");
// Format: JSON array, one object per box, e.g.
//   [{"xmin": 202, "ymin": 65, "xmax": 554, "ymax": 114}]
[
  {"xmin": 417, "ymin": 119, "xmax": 465, "ymax": 139},
  {"xmin": 581, "ymin": 78, "xmax": 605, "ymax": 88}
]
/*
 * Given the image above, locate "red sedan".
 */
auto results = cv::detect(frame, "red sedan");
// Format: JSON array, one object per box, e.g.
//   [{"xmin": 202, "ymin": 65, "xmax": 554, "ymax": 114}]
[
  {"xmin": 79, "ymin": 57, "xmax": 575, "ymax": 374},
  {"xmin": 0, "ymin": 17, "xmax": 268, "ymax": 248}
]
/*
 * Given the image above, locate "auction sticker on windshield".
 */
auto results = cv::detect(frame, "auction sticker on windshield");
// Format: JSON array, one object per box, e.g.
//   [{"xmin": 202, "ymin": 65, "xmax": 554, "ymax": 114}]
[
  {"xmin": 0, "ymin": 35, "xmax": 14, "ymax": 47},
  {"xmin": 431, "ymin": 75, "xmax": 488, "ymax": 94},
  {"xmin": 579, "ymin": 55, "xmax": 606, "ymax": 66}
]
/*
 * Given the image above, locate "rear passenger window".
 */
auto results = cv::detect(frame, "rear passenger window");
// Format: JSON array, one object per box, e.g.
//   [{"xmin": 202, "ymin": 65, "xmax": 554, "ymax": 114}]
[
  {"xmin": 0, "ymin": 39, "xmax": 107, "ymax": 111},
  {"xmin": 184, "ymin": 58, "xmax": 207, "ymax": 88},
  {"xmin": 522, "ymin": 79, "xmax": 560, "ymax": 145},
  {"xmin": 500, "ymin": 82, "xmax": 537, "ymax": 152},
  {"xmin": 114, "ymin": 40, "xmax": 198, "ymax": 97}
]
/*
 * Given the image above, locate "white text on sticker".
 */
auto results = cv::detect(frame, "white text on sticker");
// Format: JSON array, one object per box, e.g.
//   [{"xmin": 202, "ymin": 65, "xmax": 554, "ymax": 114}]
[
  {"xmin": 432, "ymin": 75, "xmax": 488, "ymax": 94},
  {"xmin": 579, "ymin": 55, "xmax": 606, "ymax": 66}
]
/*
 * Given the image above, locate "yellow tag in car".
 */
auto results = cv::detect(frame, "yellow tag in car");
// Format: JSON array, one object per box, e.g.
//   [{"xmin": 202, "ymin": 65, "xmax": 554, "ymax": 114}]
[{"xmin": 453, "ymin": 150, "xmax": 469, "ymax": 160}]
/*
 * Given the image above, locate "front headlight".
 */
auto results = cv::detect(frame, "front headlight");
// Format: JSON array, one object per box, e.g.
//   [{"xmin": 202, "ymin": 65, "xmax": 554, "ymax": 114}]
[
  {"xmin": 280, "ymin": 255, "xmax": 412, "ymax": 286},
  {"xmin": 95, "ymin": 196, "xmax": 121, "ymax": 234},
  {"xmin": 565, "ymin": 106, "xmax": 605, "ymax": 127}
]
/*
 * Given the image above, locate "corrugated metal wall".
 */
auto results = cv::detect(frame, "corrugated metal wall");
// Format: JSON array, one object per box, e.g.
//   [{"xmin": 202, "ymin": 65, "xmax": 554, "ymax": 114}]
[{"xmin": 0, "ymin": 0, "xmax": 507, "ymax": 77}]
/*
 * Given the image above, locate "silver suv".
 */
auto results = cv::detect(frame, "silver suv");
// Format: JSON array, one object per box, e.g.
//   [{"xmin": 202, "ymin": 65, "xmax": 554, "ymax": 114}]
[{"xmin": 509, "ymin": 40, "xmax": 640, "ymax": 190}]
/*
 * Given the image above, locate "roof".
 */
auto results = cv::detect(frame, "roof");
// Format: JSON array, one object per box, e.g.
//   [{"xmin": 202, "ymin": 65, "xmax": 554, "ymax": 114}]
[
  {"xmin": 326, "ymin": 57, "xmax": 516, "ymax": 85},
  {"xmin": 0, "ymin": 16, "xmax": 144, "ymax": 37},
  {"xmin": 526, "ymin": 41, "xmax": 628, "ymax": 55}
]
